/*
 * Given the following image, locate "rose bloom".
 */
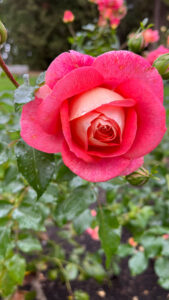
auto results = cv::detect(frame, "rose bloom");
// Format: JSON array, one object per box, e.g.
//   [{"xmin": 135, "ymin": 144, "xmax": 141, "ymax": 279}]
[
  {"xmin": 63, "ymin": 10, "xmax": 75, "ymax": 23},
  {"xmin": 146, "ymin": 45, "xmax": 169, "ymax": 65},
  {"xmin": 142, "ymin": 29, "xmax": 159, "ymax": 46},
  {"xmin": 86, "ymin": 227, "xmax": 99, "ymax": 240},
  {"xmin": 20, "ymin": 50, "xmax": 166, "ymax": 182}
]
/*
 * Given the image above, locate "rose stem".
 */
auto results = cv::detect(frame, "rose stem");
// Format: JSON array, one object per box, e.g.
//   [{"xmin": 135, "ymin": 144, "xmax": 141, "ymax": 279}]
[{"xmin": 0, "ymin": 54, "xmax": 19, "ymax": 88}]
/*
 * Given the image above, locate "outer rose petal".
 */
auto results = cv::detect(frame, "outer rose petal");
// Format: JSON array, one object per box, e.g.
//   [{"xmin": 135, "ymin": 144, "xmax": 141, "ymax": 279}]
[
  {"xmin": 116, "ymin": 79, "xmax": 166, "ymax": 158},
  {"xmin": 120, "ymin": 157, "xmax": 144, "ymax": 176},
  {"xmin": 61, "ymin": 141, "xmax": 131, "ymax": 182},
  {"xmin": 21, "ymin": 98, "xmax": 63, "ymax": 153},
  {"xmin": 38, "ymin": 67, "xmax": 104, "ymax": 135},
  {"xmin": 146, "ymin": 45, "xmax": 169, "ymax": 65},
  {"xmin": 93, "ymin": 50, "xmax": 163, "ymax": 103},
  {"xmin": 35, "ymin": 84, "xmax": 52, "ymax": 100},
  {"xmin": 46, "ymin": 51, "xmax": 94, "ymax": 89}
]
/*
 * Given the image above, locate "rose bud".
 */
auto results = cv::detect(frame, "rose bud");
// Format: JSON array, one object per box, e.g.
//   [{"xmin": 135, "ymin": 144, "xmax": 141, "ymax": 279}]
[
  {"xmin": 20, "ymin": 51, "xmax": 166, "ymax": 182},
  {"xmin": 126, "ymin": 167, "xmax": 150, "ymax": 186},
  {"xmin": 63, "ymin": 10, "xmax": 75, "ymax": 23},
  {"xmin": 128, "ymin": 33, "xmax": 144, "ymax": 54},
  {"xmin": 146, "ymin": 45, "xmax": 169, "ymax": 65},
  {"xmin": 0, "ymin": 20, "xmax": 7, "ymax": 45},
  {"xmin": 153, "ymin": 53, "xmax": 169, "ymax": 80}
]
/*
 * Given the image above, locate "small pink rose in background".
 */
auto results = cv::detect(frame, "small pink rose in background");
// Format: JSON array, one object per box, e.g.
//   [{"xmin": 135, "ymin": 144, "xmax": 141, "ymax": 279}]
[
  {"xmin": 146, "ymin": 45, "xmax": 169, "ymax": 65},
  {"xmin": 91, "ymin": 209, "xmax": 97, "ymax": 217},
  {"xmin": 163, "ymin": 234, "xmax": 169, "ymax": 240},
  {"xmin": 92, "ymin": 0, "xmax": 127, "ymax": 28},
  {"xmin": 63, "ymin": 10, "xmax": 75, "ymax": 23},
  {"xmin": 128, "ymin": 237, "xmax": 138, "ymax": 247},
  {"xmin": 142, "ymin": 29, "xmax": 159, "ymax": 46},
  {"xmin": 21, "ymin": 50, "xmax": 166, "ymax": 182},
  {"xmin": 86, "ymin": 227, "xmax": 99, "ymax": 241}
]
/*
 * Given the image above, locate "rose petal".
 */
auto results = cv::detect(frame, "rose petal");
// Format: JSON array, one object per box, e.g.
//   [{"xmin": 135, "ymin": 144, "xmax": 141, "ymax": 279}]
[
  {"xmin": 93, "ymin": 50, "xmax": 163, "ymax": 103},
  {"xmin": 46, "ymin": 50, "xmax": 94, "ymax": 89},
  {"xmin": 116, "ymin": 79, "xmax": 166, "ymax": 158},
  {"xmin": 69, "ymin": 87, "xmax": 125, "ymax": 120},
  {"xmin": 96, "ymin": 105, "xmax": 125, "ymax": 133},
  {"xmin": 35, "ymin": 84, "xmax": 52, "ymax": 100},
  {"xmin": 60, "ymin": 100, "xmax": 96, "ymax": 163},
  {"xmin": 21, "ymin": 98, "xmax": 63, "ymax": 153},
  {"xmin": 120, "ymin": 157, "xmax": 144, "ymax": 176},
  {"xmin": 61, "ymin": 141, "xmax": 131, "ymax": 182},
  {"xmin": 87, "ymin": 108, "xmax": 137, "ymax": 157},
  {"xmin": 71, "ymin": 112, "xmax": 100, "ymax": 149},
  {"xmin": 38, "ymin": 67, "xmax": 104, "ymax": 135}
]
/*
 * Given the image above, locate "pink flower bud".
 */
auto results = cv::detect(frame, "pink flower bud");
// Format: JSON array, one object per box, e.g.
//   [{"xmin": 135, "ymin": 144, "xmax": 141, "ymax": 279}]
[
  {"xmin": 63, "ymin": 10, "xmax": 75, "ymax": 23},
  {"xmin": 142, "ymin": 29, "xmax": 159, "ymax": 46},
  {"xmin": 86, "ymin": 227, "xmax": 99, "ymax": 241},
  {"xmin": 91, "ymin": 209, "xmax": 97, "ymax": 217}
]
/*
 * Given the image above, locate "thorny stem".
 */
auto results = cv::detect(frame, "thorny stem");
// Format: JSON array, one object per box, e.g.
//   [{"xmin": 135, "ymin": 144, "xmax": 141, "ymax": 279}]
[{"xmin": 0, "ymin": 54, "xmax": 19, "ymax": 88}]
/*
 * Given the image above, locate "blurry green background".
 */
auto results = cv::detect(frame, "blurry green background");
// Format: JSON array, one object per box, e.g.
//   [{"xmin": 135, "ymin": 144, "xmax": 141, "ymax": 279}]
[{"xmin": 0, "ymin": 0, "xmax": 169, "ymax": 69}]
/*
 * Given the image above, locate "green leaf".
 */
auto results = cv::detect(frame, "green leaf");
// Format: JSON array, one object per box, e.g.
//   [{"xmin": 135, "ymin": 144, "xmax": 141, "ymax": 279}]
[
  {"xmin": 0, "ymin": 201, "xmax": 13, "ymax": 218},
  {"xmin": 0, "ymin": 272, "xmax": 16, "ymax": 297},
  {"xmin": 83, "ymin": 258, "xmax": 106, "ymax": 281},
  {"xmin": 73, "ymin": 209, "xmax": 93, "ymax": 235},
  {"xmin": 17, "ymin": 236, "xmax": 42, "ymax": 253},
  {"xmin": 6, "ymin": 254, "xmax": 26, "ymax": 284},
  {"xmin": 14, "ymin": 83, "xmax": 35, "ymax": 105},
  {"xmin": 97, "ymin": 209, "xmax": 120, "ymax": 268},
  {"xmin": 54, "ymin": 186, "xmax": 97, "ymax": 225},
  {"xmin": 15, "ymin": 140, "xmax": 55, "ymax": 197},
  {"xmin": 140, "ymin": 235, "xmax": 163, "ymax": 258},
  {"xmin": 0, "ymin": 227, "xmax": 12, "ymax": 258},
  {"xmin": 158, "ymin": 277, "xmax": 169, "ymax": 290},
  {"xmin": 74, "ymin": 290, "xmax": 90, "ymax": 300},
  {"xmin": 129, "ymin": 252, "xmax": 148, "ymax": 276},
  {"xmin": 0, "ymin": 142, "xmax": 9, "ymax": 165},
  {"xmin": 12, "ymin": 205, "xmax": 45, "ymax": 231},
  {"xmin": 118, "ymin": 244, "xmax": 135, "ymax": 258},
  {"xmin": 65, "ymin": 263, "xmax": 78, "ymax": 280},
  {"xmin": 155, "ymin": 257, "xmax": 169, "ymax": 278},
  {"xmin": 36, "ymin": 72, "xmax": 46, "ymax": 85},
  {"xmin": 55, "ymin": 159, "xmax": 75, "ymax": 182}
]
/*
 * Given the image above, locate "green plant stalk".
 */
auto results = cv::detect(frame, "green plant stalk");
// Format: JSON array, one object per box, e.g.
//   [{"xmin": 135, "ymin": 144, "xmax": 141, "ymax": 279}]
[{"xmin": 0, "ymin": 54, "xmax": 19, "ymax": 88}]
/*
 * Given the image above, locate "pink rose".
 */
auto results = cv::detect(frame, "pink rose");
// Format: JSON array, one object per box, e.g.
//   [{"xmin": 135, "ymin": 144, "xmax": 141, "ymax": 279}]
[
  {"xmin": 146, "ymin": 45, "xmax": 169, "ymax": 65},
  {"xmin": 20, "ymin": 50, "xmax": 166, "ymax": 182},
  {"xmin": 63, "ymin": 10, "xmax": 75, "ymax": 23},
  {"xmin": 86, "ymin": 227, "xmax": 99, "ymax": 240},
  {"xmin": 142, "ymin": 29, "xmax": 159, "ymax": 46}
]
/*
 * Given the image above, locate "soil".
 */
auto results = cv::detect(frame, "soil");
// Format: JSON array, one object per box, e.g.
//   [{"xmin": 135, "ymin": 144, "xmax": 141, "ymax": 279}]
[{"xmin": 43, "ymin": 229, "xmax": 169, "ymax": 300}]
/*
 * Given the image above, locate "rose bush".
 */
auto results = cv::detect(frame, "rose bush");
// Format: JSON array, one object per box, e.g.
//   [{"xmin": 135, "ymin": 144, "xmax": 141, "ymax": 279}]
[{"xmin": 20, "ymin": 50, "xmax": 166, "ymax": 182}]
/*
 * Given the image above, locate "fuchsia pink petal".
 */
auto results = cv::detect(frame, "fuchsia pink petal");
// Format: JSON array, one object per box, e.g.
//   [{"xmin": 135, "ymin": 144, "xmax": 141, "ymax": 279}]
[
  {"xmin": 61, "ymin": 141, "xmax": 131, "ymax": 182},
  {"xmin": 117, "ymin": 79, "xmax": 166, "ymax": 159},
  {"xmin": 46, "ymin": 51, "xmax": 94, "ymax": 89},
  {"xmin": 93, "ymin": 50, "xmax": 164, "ymax": 103},
  {"xmin": 20, "ymin": 99, "xmax": 64, "ymax": 153},
  {"xmin": 38, "ymin": 67, "xmax": 104, "ymax": 135},
  {"xmin": 120, "ymin": 157, "xmax": 144, "ymax": 176}
]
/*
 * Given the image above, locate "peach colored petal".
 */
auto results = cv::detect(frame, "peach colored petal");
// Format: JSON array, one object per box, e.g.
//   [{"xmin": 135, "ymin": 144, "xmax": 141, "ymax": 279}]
[
  {"xmin": 71, "ymin": 112, "xmax": 99, "ymax": 149},
  {"xmin": 35, "ymin": 84, "xmax": 52, "ymax": 100},
  {"xmin": 69, "ymin": 87, "xmax": 125, "ymax": 120}
]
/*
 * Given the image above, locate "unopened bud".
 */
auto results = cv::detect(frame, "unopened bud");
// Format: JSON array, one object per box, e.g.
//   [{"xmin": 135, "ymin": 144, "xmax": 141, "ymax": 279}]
[
  {"xmin": 0, "ymin": 20, "xmax": 7, "ymax": 45},
  {"xmin": 128, "ymin": 33, "xmax": 144, "ymax": 54},
  {"xmin": 126, "ymin": 167, "xmax": 150, "ymax": 186},
  {"xmin": 63, "ymin": 10, "xmax": 75, "ymax": 23},
  {"xmin": 153, "ymin": 53, "xmax": 169, "ymax": 80}
]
